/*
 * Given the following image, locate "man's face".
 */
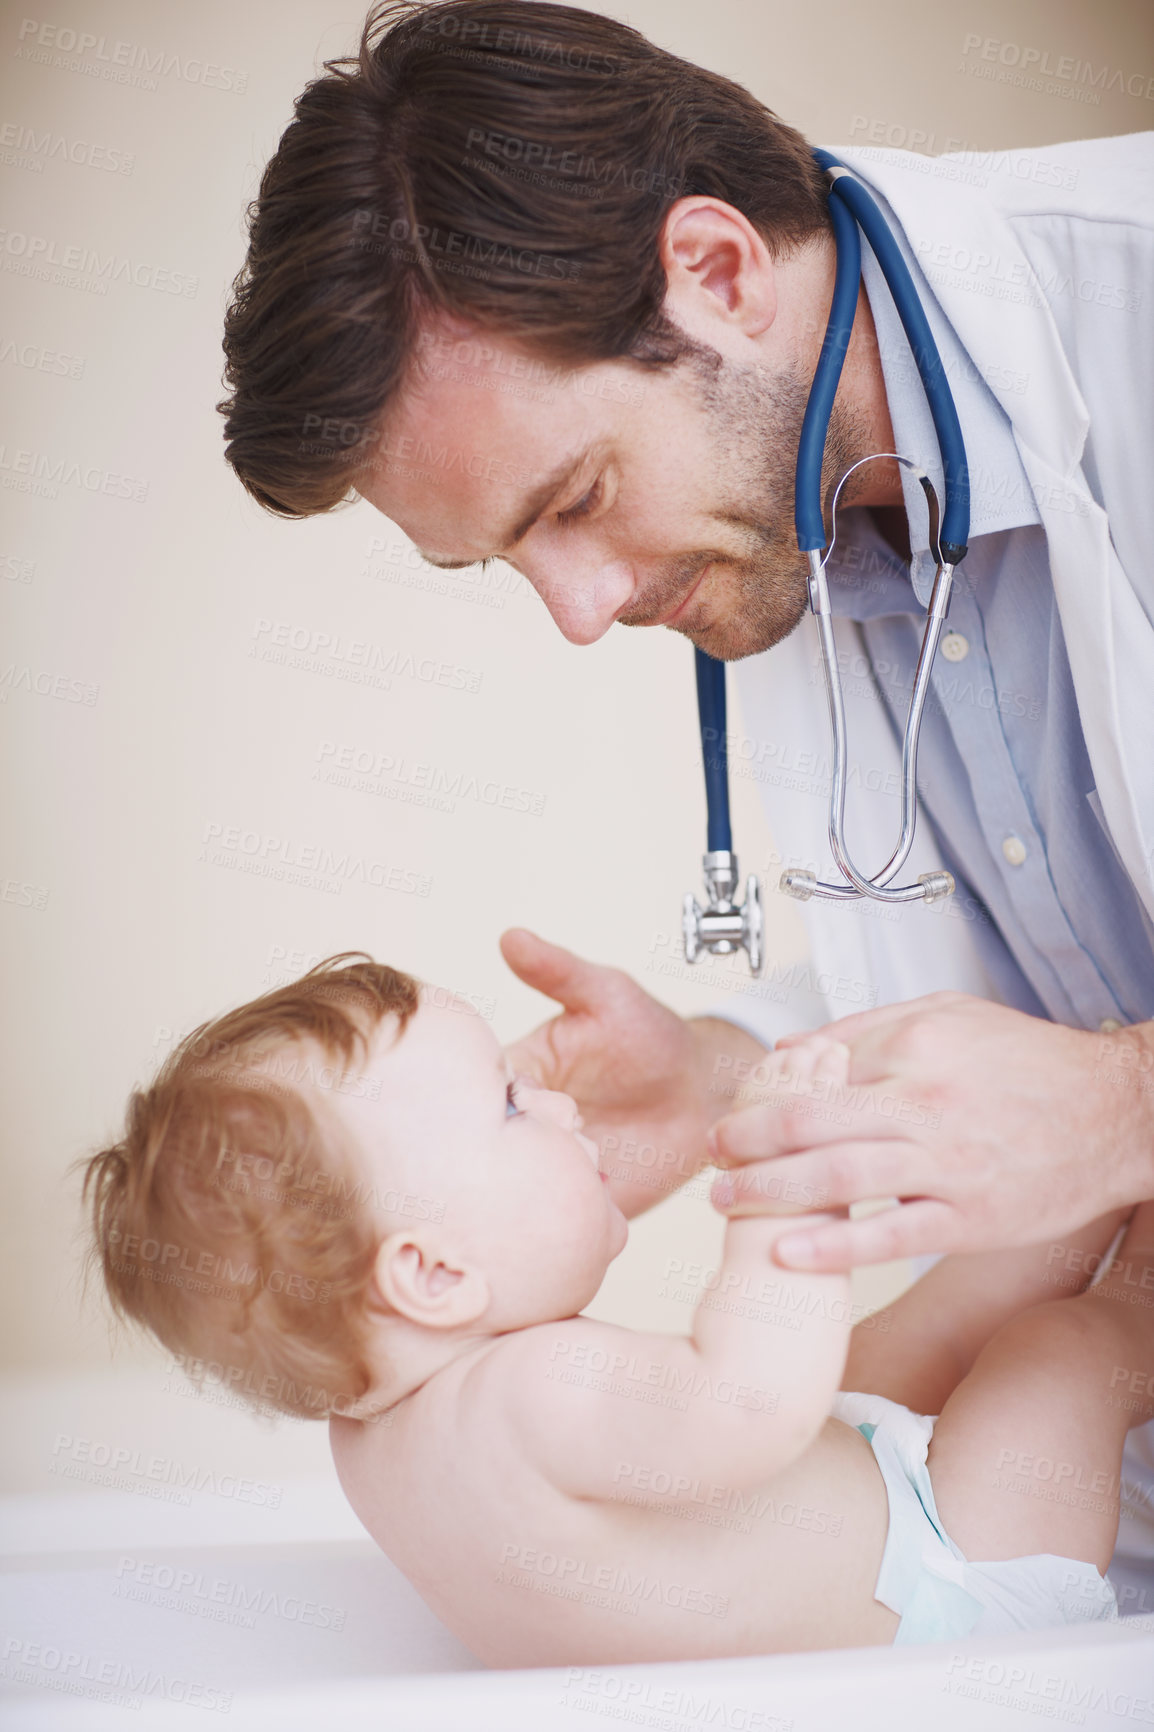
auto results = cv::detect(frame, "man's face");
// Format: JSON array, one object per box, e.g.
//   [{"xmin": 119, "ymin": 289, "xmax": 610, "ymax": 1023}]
[{"xmin": 357, "ymin": 313, "xmax": 857, "ymax": 662}]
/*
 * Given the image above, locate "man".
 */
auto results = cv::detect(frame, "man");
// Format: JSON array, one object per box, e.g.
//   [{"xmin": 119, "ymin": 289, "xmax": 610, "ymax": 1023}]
[{"xmin": 218, "ymin": 0, "xmax": 1154, "ymax": 1599}]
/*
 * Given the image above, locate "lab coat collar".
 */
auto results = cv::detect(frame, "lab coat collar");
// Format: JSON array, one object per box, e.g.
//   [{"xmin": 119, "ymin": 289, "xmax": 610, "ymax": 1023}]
[
  {"xmin": 831, "ymin": 145, "xmax": 1093, "ymax": 484},
  {"xmin": 818, "ymin": 147, "xmax": 1049, "ymax": 612}
]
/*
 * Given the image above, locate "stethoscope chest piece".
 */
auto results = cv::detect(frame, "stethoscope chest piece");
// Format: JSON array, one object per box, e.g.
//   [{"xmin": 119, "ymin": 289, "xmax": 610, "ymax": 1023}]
[
  {"xmin": 683, "ymin": 648, "xmax": 763, "ymax": 975},
  {"xmin": 683, "ymin": 850, "xmax": 763, "ymax": 974}
]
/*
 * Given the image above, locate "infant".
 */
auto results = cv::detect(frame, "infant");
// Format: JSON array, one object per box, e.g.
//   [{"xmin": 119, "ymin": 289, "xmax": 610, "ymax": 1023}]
[{"xmin": 82, "ymin": 955, "xmax": 1154, "ymax": 1665}]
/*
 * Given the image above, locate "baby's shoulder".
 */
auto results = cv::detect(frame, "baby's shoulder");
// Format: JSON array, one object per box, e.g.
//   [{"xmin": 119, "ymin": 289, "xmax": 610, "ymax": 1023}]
[
  {"xmin": 457, "ymin": 1314, "xmax": 598, "ymax": 1395},
  {"xmin": 454, "ymin": 1314, "xmax": 649, "ymax": 1436},
  {"xmin": 371, "ymin": 1322, "xmax": 603, "ymax": 1471},
  {"xmin": 474, "ymin": 1313, "xmax": 633, "ymax": 1382}
]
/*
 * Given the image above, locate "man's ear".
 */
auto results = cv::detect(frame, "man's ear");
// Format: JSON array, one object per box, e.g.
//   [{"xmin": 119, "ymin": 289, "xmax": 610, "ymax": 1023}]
[
  {"xmin": 658, "ymin": 196, "xmax": 777, "ymax": 338},
  {"xmin": 370, "ymin": 1233, "xmax": 490, "ymax": 1329}
]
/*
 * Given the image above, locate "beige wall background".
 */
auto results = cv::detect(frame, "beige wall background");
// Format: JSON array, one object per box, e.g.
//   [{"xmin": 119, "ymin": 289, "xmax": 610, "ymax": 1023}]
[{"xmin": 1, "ymin": 0, "xmax": 1151, "ymax": 1486}]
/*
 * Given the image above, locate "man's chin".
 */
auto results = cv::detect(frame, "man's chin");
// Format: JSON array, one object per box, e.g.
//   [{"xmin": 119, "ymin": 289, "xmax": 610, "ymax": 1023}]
[
  {"xmin": 677, "ymin": 610, "xmax": 807, "ymax": 662},
  {"xmin": 668, "ymin": 559, "xmax": 812, "ymax": 661}
]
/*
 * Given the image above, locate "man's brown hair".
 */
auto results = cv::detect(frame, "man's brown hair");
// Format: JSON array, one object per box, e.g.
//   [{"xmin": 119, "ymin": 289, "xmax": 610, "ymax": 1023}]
[
  {"xmin": 78, "ymin": 956, "xmax": 420, "ymax": 1421},
  {"xmin": 218, "ymin": 0, "xmax": 830, "ymax": 517}
]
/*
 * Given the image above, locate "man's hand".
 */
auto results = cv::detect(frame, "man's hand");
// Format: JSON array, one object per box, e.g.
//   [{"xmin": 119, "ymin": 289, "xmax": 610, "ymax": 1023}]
[
  {"xmin": 500, "ymin": 928, "xmax": 766, "ymax": 1218},
  {"xmin": 708, "ymin": 992, "xmax": 1154, "ymax": 1270}
]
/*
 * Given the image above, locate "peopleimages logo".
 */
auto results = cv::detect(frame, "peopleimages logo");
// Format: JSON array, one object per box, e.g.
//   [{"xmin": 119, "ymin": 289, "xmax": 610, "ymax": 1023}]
[
  {"xmin": 0, "ymin": 120, "xmax": 134, "ymax": 174},
  {"xmin": 497, "ymin": 1544, "xmax": 730, "ymax": 1619},
  {"xmin": 352, "ymin": 211, "xmax": 583, "ymax": 281},
  {"xmin": 48, "ymin": 1434, "xmax": 282, "ymax": 1509},
  {"xmin": 0, "ymin": 443, "xmax": 147, "ymax": 500},
  {"xmin": 114, "ymin": 1557, "xmax": 347, "ymax": 1631},
  {"xmin": 960, "ymin": 32, "xmax": 1154, "ymax": 101},
  {"xmin": 2, "ymin": 1634, "xmax": 232, "ymax": 1714},
  {"xmin": 250, "ymin": 618, "xmax": 483, "ymax": 696},
  {"xmin": 15, "ymin": 18, "xmax": 248, "ymax": 93},
  {"xmin": 0, "ymin": 229, "xmax": 197, "ymax": 296},
  {"xmin": 197, "ymin": 821, "xmax": 433, "ymax": 899},
  {"xmin": 314, "ymin": 740, "xmax": 546, "ymax": 816}
]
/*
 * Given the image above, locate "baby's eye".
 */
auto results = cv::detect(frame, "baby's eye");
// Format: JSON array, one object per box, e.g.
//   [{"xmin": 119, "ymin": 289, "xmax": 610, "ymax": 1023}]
[{"xmin": 505, "ymin": 1078, "xmax": 525, "ymax": 1119}]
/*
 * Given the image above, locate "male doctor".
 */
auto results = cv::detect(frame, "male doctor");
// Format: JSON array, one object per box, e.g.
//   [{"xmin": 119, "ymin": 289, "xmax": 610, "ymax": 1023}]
[{"xmin": 218, "ymin": 1, "xmax": 1154, "ymax": 1601}]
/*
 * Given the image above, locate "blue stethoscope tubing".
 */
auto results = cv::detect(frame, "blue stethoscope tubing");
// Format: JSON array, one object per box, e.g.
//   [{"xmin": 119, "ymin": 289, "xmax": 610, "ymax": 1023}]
[
  {"xmin": 695, "ymin": 650, "xmax": 731, "ymax": 853},
  {"xmin": 692, "ymin": 147, "xmax": 970, "ymax": 919},
  {"xmin": 795, "ymin": 149, "xmax": 969, "ymax": 562}
]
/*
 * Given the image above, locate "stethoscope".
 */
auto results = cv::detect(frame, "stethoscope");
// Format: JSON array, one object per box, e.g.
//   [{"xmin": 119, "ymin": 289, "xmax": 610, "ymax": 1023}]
[{"xmin": 683, "ymin": 148, "xmax": 970, "ymax": 976}]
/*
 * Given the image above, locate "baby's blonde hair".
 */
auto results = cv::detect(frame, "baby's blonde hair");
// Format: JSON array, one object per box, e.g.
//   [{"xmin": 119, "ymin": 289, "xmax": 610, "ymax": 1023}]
[{"xmin": 78, "ymin": 954, "xmax": 420, "ymax": 1420}]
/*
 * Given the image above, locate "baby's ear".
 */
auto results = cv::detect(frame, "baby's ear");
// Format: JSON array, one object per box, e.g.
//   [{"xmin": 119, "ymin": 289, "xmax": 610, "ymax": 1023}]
[{"xmin": 371, "ymin": 1233, "xmax": 489, "ymax": 1329}]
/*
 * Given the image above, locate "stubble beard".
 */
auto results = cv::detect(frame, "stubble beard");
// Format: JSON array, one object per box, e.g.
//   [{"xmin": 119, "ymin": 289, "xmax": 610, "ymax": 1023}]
[{"xmin": 653, "ymin": 343, "xmax": 869, "ymax": 662}]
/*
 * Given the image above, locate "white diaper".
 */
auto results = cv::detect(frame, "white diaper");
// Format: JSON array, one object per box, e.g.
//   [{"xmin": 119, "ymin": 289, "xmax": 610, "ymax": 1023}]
[{"xmin": 834, "ymin": 1389, "xmax": 1120, "ymax": 1644}]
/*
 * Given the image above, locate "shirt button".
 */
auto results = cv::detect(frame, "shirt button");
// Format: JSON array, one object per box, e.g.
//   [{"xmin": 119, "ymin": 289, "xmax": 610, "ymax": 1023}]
[
  {"xmin": 940, "ymin": 632, "xmax": 969, "ymax": 662},
  {"xmin": 1099, "ymin": 1017, "xmax": 1123, "ymax": 1033},
  {"xmin": 1001, "ymin": 835, "xmax": 1028, "ymax": 867}
]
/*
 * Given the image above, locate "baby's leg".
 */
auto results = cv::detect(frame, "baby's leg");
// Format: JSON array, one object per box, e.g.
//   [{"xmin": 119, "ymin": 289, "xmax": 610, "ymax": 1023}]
[
  {"xmin": 843, "ymin": 1207, "xmax": 1131, "ymax": 1415},
  {"xmin": 926, "ymin": 1200, "xmax": 1154, "ymax": 1573}
]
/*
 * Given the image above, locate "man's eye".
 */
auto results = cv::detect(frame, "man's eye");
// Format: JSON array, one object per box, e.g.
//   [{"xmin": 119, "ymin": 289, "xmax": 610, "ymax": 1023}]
[
  {"xmin": 555, "ymin": 478, "xmax": 602, "ymax": 526},
  {"xmin": 505, "ymin": 1078, "xmax": 524, "ymax": 1118}
]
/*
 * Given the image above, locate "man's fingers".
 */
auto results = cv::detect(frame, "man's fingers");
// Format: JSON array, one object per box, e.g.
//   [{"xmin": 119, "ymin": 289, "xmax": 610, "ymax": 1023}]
[
  {"xmin": 710, "ymin": 1141, "xmax": 918, "ymax": 1214},
  {"xmin": 499, "ymin": 927, "xmax": 614, "ymax": 1016},
  {"xmin": 710, "ymin": 1088, "xmax": 905, "ymax": 1164},
  {"xmin": 772, "ymin": 993, "xmax": 970, "ymax": 1077},
  {"xmin": 754, "ymin": 1034, "xmax": 845, "ymax": 1086},
  {"xmin": 772, "ymin": 1005, "xmax": 912, "ymax": 1051},
  {"xmin": 771, "ymin": 1198, "xmax": 959, "ymax": 1272}
]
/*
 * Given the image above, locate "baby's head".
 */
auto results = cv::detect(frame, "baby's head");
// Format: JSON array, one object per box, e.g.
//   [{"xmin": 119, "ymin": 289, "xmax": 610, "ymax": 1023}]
[{"xmin": 81, "ymin": 955, "xmax": 627, "ymax": 1423}]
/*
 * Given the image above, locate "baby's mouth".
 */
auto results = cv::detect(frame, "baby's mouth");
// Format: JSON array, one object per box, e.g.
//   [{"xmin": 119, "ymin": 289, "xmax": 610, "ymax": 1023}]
[{"xmin": 576, "ymin": 1131, "xmax": 601, "ymax": 1171}]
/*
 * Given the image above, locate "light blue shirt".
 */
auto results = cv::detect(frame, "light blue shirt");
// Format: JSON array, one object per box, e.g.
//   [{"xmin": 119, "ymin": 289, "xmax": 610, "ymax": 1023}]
[{"xmin": 824, "ymin": 215, "xmax": 1154, "ymax": 1030}]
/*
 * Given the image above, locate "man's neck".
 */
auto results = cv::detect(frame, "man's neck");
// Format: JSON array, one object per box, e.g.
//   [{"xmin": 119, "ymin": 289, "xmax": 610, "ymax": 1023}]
[
  {"xmin": 868, "ymin": 504, "xmax": 912, "ymax": 562},
  {"xmin": 838, "ymin": 279, "xmax": 907, "ymax": 511}
]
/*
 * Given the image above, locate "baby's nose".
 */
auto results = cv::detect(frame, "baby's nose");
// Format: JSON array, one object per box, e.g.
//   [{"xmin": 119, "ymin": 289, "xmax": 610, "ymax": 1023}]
[{"xmin": 541, "ymin": 1087, "xmax": 581, "ymax": 1128}]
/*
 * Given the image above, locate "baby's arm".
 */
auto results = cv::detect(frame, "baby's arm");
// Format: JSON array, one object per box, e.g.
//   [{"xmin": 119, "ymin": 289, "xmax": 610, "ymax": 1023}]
[
  {"xmin": 494, "ymin": 1041, "xmax": 856, "ymax": 1501},
  {"xmin": 843, "ymin": 1206, "xmax": 1132, "ymax": 1414}
]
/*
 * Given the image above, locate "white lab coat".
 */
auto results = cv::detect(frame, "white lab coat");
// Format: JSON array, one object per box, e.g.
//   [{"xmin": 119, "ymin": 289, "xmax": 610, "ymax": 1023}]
[
  {"xmin": 718, "ymin": 132, "xmax": 1154, "ymax": 1599},
  {"xmin": 723, "ymin": 131, "xmax": 1154, "ymax": 1049}
]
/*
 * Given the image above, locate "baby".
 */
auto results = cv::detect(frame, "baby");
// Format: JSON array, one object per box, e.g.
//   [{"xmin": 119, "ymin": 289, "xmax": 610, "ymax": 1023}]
[{"xmin": 82, "ymin": 954, "xmax": 1154, "ymax": 1665}]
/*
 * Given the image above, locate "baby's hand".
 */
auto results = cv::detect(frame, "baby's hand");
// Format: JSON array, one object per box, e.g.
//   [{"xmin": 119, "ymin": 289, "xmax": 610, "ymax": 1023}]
[
  {"xmin": 764, "ymin": 1034, "xmax": 851, "ymax": 1098},
  {"xmin": 709, "ymin": 1035, "xmax": 853, "ymax": 1219}
]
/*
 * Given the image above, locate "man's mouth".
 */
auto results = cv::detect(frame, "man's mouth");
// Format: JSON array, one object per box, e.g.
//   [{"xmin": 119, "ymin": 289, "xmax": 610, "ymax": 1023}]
[{"xmin": 651, "ymin": 562, "xmax": 710, "ymax": 628}]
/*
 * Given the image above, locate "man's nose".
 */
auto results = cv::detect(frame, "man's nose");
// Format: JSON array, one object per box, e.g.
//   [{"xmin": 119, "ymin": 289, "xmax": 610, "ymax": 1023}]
[{"xmin": 527, "ymin": 558, "xmax": 635, "ymax": 646}]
